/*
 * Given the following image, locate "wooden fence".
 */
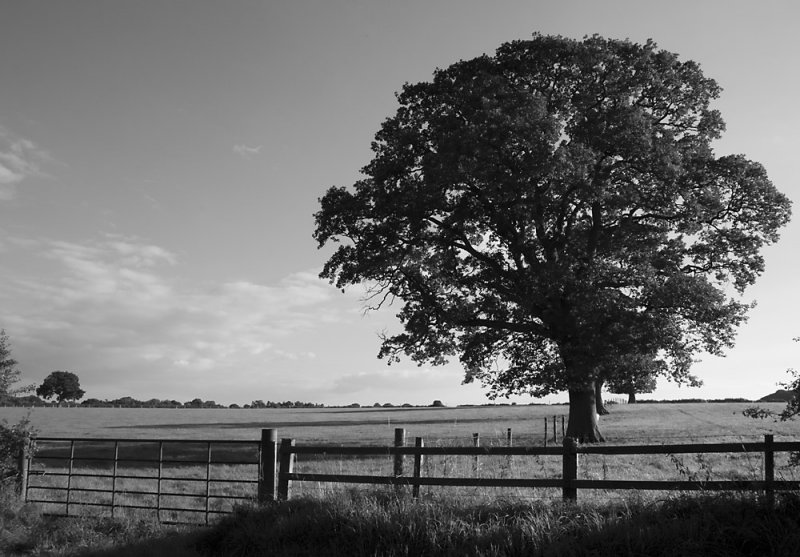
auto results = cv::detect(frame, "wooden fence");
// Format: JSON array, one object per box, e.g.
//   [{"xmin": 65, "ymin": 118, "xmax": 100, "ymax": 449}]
[
  {"xmin": 13, "ymin": 430, "xmax": 800, "ymax": 524},
  {"xmin": 261, "ymin": 429, "xmax": 800, "ymax": 505}
]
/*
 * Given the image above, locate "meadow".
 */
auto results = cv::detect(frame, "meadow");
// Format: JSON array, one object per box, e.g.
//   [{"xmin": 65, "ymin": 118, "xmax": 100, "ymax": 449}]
[
  {"xmin": 2, "ymin": 402, "xmax": 799, "ymax": 555},
  {"xmin": 1, "ymin": 401, "xmax": 794, "ymax": 445},
  {"xmin": 3, "ymin": 402, "xmax": 798, "ymax": 510}
]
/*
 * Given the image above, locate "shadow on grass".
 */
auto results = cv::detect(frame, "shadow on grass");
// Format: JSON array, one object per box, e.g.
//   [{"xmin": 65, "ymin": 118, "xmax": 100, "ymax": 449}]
[
  {"xmin": 6, "ymin": 492, "xmax": 800, "ymax": 556},
  {"xmin": 0, "ymin": 503, "xmax": 206, "ymax": 557},
  {"xmin": 71, "ymin": 531, "xmax": 204, "ymax": 557},
  {"xmin": 191, "ymin": 492, "xmax": 800, "ymax": 557}
]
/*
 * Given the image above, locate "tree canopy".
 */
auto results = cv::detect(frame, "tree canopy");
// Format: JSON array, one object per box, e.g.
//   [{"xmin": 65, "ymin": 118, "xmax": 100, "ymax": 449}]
[
  {"xmin": 36, "ymin": 371, "xmax": 85, "ymax": 405},
  {"xmin": 603, "ymin": 353, "xmax": 663, "ymax": 404},
  {"xmin": 0, "ymin": 329, "xmax": 33, "ymax": 402},
  {"xmin": 314, "ymin": 34, "xmax": 792, "ymax": 441}
]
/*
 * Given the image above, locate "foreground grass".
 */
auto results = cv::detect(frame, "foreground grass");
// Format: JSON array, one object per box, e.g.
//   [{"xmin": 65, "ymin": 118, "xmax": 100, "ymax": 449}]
[
  {"xmin": 5, "ymin": 485, "xmax": 800, "ymax": 556},
  {"xmin": 0, "ymin": 483, "xmax": 199, "ymax": 556},
  {"xmin": 195, "ymin": 491, "xmax": 800, "ymax": 557}
]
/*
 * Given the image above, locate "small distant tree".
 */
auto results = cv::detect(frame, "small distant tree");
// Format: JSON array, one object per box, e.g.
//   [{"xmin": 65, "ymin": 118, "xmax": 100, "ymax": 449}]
[
  {"xmin": 604, "ymin": 353, "xmax": 665, "ymax": 405},
  {"xmin": 36, "ymin": 371, "xmax": 85, "ymax": 405},
  {"xmin": 744, "ymin": 338, "xmax": 800, "ymax": 421},
  {"xmin": 744, "ymin": 337, "xmax": 799, "ymax": 463}
]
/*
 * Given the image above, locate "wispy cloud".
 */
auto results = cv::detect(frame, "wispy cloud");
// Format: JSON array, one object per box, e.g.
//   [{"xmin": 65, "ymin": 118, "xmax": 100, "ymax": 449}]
[
  {"xmin": 0, "ymin": 234, "xmax": 348, "ymax": 401},
  {"xmin": 233, "ymin": 143, "xmax": 263, "ymax": 159},
  {"xmin": 0, "ymin": 127, "xmax": 51, "ymax": 199}
]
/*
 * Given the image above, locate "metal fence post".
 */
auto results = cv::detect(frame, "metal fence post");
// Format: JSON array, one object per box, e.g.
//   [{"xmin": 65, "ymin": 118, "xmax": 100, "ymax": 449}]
[
  {"xmin": 562, "ymin": 437, "xmax": 578, "ymax": 502},
  {"xmin": 258, "ymin": 429, "xmax": 278, "ymax": 503},
  {"xmin": 111, "ymin": 441, "xmax": 119, "ymax": 518},
  {"xmin": 277, "ymin": 438, "xmax": 295, "ymax": 501}
]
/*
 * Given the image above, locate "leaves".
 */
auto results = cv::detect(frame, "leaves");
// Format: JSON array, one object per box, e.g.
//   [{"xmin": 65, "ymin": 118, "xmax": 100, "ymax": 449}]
[
  {"xmin": 36, "ymin": 371, "xmax": 85, "ymax": 404},
  {"xmin": 0, "ymin": 330, "xmax": 33, "ymax": 401},
  {"xmin": 314, "ymin": 34, "xmax": 792, "ymax": 399}
]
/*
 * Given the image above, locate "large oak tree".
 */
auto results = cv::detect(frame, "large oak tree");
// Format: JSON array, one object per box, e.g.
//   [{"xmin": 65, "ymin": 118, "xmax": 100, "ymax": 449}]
[{"xmin": 314, "ymin": 35, "xmax": 791, "ymax": 441}]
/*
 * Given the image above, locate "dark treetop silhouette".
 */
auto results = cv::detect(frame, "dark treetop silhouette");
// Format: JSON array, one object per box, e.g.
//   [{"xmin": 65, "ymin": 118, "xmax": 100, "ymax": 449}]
[
  {"xmin": 314, "ymin": 34, "xmax": 792, "ymax": 442},
  {"xmin": 36, "ymin": 370, "xmax": 85, "ymax": 405}
]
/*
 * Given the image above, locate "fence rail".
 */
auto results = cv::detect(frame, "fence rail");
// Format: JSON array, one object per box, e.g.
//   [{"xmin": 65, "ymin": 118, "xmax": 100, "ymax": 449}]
[
  {"xmin": 263, "ymin": 429, "xmax": 800, "ymax": 504},
  {"xmin": 21, "ymin": 437, "xmax": 260, "ymax": 524},
  {"xmin": 13, "ymin": 430, "xmax": 800, "ymax": 524}
]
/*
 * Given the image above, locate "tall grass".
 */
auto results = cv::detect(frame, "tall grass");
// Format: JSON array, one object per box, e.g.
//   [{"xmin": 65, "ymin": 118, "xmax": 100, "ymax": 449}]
[
  {"xmin": 0, "ymin": 481, "xmax": 201, "ymax": 556},
  {"xmin": 195, "ymin": 490, "xmax": 800, "ymax": 557},
  {"xmin": 5, "ymin": 464, "xmax": 800, "ymax": 555},
  {"xmin": 3, "ymin": 403, "xmax": 800, "ymax": 555}
]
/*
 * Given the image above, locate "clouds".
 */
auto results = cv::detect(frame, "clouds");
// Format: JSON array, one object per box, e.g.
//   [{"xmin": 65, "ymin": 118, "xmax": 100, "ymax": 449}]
[
  {"xmin": 0, "ymin": 233, "xmax": 349, "ymax": 401},
  {"xmin": 233, "ymin": 144, "xmax": 263, "ymax": 159},
  {"xmin": 0, "ymin": 231, "xmax": 489, "ymax": 405},
  {"xmin": 0, "ymin": 127, "xmax": 50, "ymax": 199}
]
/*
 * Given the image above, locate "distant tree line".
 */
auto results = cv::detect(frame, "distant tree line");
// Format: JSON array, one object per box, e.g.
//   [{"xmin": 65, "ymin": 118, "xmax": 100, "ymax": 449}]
[
  {"xmin": 244, "ymin": 400, "xmax": 324, "ymax": 409},
  {"xmin": 0, "ymin": 395, "xmax": 324, "ymax": 409}
]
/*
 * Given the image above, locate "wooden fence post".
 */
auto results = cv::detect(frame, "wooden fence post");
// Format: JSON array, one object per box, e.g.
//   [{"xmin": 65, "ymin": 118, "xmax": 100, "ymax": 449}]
[
  {"xmin": 764, "ymin": 433, "xmax": 774, "ymax": 508},
  {"xmin": 258, "ymin": 429, "xmax": 278, "ymax": 503},
  {"xmin": 16, "ymin": 435, "xmax": 30, "ymax": 500},
  {"xmin": 506, "ymin": 428, "xmax": 513, "ymax": 472},
  {"xmin": 562, "ymin": 437, "xmax": 578, "ymax": 502},
  {"xmin": 393, "ymin": 428, "xmax": 405, "ymax": 494},
  {"xmin": 544, "ymin": 418, "xmax": 548, "ymax": 447},
  {"xmin": 413, "ymin": 437, "xmax": 424, "ymax": 498},
  {"xmin": 473, "ymin": 433, "xmax": 480, "ymax": 476},
  {"xmin": 277, "ymin": 438, "xmax": 295, "ymax": 501},
  {"xmin": 553, "ymin": 416, "xmax": 558, "ymax": 444},
  {"xmin": 561, "ymin": 416, "xmax": 565, "ymax": 438}
]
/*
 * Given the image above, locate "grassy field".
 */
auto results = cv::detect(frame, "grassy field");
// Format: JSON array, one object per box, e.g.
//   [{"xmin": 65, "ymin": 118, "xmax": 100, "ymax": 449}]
[
  {"xmin": 5, "ymin": 402, "xmax": 799, "ymax": 512},
  {"xmin": 2, "ymin": 402, "xmax": 799, "ymax": 555},
  {"xmin": 0, "ymin": 401, "xmax": 794, "ymax": 445}
]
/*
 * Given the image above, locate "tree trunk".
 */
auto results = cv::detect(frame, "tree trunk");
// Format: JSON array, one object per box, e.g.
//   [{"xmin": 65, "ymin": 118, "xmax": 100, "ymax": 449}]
[
  {"xmin": 628, "ymin": 391, "xmax": 636, "ymax": 404},
  {"xmin": 595, "ymin": 380, "xmax": 609, "ymax": 415},
  {"xmin": 565, "ymin": 384, "xmax": 605, "ymax": 443}
]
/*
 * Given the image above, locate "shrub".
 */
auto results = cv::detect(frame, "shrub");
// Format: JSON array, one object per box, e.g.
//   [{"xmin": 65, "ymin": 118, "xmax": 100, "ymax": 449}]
[{"xmin": 0, "ymin": 416, "xmax": 35, "ymax": 485}]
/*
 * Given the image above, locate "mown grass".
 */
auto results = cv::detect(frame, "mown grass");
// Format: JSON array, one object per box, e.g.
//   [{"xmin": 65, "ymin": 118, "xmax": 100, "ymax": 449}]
[{"xmin": 0, "ymin": 402, "xmax": 793, "ymax": 445}]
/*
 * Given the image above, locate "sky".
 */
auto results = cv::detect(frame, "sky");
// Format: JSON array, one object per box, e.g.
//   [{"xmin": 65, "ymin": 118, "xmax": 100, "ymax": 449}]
[{"xmin": 0, "ymin": 0, "xmax": 798, "ymax": 407}]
